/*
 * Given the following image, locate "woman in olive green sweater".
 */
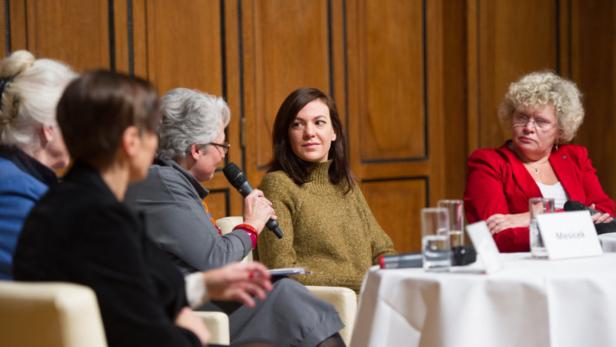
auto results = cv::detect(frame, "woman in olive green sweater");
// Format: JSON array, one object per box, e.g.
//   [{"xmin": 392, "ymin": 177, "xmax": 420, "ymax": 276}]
[{"xmin": 257, "ymin": 88, "xmax": 395, "ymax": 293}]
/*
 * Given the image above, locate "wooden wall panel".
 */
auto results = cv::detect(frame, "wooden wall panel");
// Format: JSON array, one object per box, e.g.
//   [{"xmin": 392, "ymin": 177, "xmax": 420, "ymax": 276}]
[
  {"xmin": 0, "ymin": 1, "xmax": 7, "ymax": 57},
  {"xmin": 2, "ymin": 0, "xmax": 614, "ymax": 252},
  {"xmin": 242, "ymin": 0, "xmax": 331, "ymax": 182},
  {"xmin": 124, "ymin": 0, "xmax": 239, "ymax": 218},
  {"xmin": 470, "ymin": 0, "xmax": 559, "ymax": 149},
  {"xmin": 346, "ymin": 0, "xmax": 434, "ymax": 186},
  {"xmin": 347, "ymin": 0, "xmax": 448, "ymax": 251},
  {"xmin": 141, "ymin": 0, "xmax": 223, "ymax": 95},
  {"xmin": 11, "ymin": 0, "xmax": 111, "ymax": 71},
  {"xmin": 357, "ymin": 0, "xmax": 425, "ymax": 162},
  {"xmin": 205, "ymin": 190, "xmax": 230, "ymax": 219},
  {"xmin": 569, "ymin": 0, "xmax": 616, "ymax": 199},
  {"xmin": 441, "ymin": 0, "xmax": 467, "ymax": 199},
  {"xmin": 361, "ymin": 178, "xmax": 427, "ymax": 253}
]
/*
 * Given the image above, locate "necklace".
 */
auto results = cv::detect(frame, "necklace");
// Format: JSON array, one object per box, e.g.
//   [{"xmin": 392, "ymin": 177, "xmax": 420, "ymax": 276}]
[{"xmin": 525, "ymin": 159, "xmax": 548, "ymax": 176}]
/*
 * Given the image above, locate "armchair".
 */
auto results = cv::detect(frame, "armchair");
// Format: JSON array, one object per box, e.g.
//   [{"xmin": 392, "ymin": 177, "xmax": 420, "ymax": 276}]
[
  {"xmin": 216, "ymin": 216, "xmax": 358, "ymax": 345},
  {"xmin": 0, "ymin": 281, "xmax": 107, "ymax": 347}
]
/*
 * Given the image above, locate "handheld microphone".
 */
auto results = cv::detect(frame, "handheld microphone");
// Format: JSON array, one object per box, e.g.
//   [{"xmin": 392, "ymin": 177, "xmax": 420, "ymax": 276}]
[
  {"xmin": 564, "ymin": 200, "xmax": 616, "ymax": 235},
  {"xmin": 223, "ymin": 163, "xmax": 283, "ymax": 239}
]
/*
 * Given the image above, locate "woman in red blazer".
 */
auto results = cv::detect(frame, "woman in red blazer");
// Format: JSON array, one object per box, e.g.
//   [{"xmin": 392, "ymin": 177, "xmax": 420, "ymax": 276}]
[{"xmin": 464, "ymin": 71, "xmax": 616, "ymax": 252}]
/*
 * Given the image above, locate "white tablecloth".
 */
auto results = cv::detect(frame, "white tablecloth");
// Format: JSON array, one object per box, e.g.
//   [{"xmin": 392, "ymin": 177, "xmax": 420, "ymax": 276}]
[{"xmin": 352, "ymin": 253, "xmax": 616, "ymax": 347}]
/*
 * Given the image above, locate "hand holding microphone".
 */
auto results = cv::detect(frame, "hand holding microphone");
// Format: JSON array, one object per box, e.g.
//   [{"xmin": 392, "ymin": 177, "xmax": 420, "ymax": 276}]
[
  {"xmin": 243, "ymin": 189, "xmax": 276, "ymax": 235},
  {"xmin": 223, "ymin": 163, "xmax": 283, "ymax": 238}
]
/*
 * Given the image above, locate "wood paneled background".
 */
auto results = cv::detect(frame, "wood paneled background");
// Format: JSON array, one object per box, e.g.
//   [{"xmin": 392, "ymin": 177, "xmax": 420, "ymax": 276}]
[{"xmin": 2, "ymin": 0, "xmax": 614, "ymax": 252}]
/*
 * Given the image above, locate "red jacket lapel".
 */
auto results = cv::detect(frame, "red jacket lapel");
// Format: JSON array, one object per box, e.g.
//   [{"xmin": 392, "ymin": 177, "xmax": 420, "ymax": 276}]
[
  {"xmin": 498, "ymin": 142, "xmax": 542, "ymax": 201},
  {"xmin": 550, "ymin": 147, "xmax": 584, "ymax": 201}
]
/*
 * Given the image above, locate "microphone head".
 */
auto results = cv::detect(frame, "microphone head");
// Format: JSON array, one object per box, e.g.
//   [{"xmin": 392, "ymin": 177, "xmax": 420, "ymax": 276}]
[
  {"xmin": 223, "ymin": 162, "xmax": 247, "ymax": 189},
  {"xmin": 564, "ymin": 200, "xmax": 587, "ymax": 211}
]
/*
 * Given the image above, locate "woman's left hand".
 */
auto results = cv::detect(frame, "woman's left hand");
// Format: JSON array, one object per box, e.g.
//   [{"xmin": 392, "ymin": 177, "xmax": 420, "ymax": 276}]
[{"xmin": 590, "ymin": 204, "xmax": 614, "ymax": 224}]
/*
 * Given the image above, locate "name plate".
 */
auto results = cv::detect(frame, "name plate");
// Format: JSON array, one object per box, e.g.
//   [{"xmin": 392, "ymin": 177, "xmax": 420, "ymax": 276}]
[
  {"xmin": 466, "ymin": 221, "xmax": 502, "ymax": 274},
  {"xmin": 536, "ymin": 211, "xmax": 603, "ymax": 260}
]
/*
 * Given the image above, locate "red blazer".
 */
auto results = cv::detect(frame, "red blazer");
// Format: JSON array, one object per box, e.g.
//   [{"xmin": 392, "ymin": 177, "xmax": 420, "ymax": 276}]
[{"xmin": 464, "ymin": 142, "xmax": 616, "ymax": 252}]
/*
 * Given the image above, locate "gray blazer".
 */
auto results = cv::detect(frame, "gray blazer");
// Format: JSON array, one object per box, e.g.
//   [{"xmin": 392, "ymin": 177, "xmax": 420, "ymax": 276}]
[{"xmin": 125, "ymin": 158, "xmax": 252, "ymax": 273}]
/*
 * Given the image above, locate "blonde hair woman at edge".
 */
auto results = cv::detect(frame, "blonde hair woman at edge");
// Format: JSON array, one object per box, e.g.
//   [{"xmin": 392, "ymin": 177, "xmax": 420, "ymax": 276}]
[
  {"xmin": 256, "ymin": 87, "xmax": 396, "ymax": 293},
  {"xmin": 464, "ymin": 71, "xmax": 615, "ymax": 252},
  {"xmin": 0, "ymin": 50, "xmax": 76, "ymax": 279}
]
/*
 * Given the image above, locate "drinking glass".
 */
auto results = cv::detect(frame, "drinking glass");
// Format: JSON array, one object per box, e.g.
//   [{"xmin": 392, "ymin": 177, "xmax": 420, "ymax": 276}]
[
  {"xmin": 437, "ymin": 199, "xmax": 465, "ymax": 248},
  {"xmin": 529, "ymin": 197, "xmax": 555, "ymax": 258},
  {"xmin": 421, "ymin": 207, "xmax": 450, "ymax": 271}
]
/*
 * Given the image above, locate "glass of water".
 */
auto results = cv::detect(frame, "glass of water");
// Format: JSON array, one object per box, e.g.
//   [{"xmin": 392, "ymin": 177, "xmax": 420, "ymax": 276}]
[
  {"xmin": 529, "ymin": 197, "xmax": 555, "ymax": 258},
  {"xmin": 437, "ymin": 199, "xmax": 465, "ymax": 248},
  {"xmin": 421, "ymin": 207, "xmax": 450, "ymax": 271}
]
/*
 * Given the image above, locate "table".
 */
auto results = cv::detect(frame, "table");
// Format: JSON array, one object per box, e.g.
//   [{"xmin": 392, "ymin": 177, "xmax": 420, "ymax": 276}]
[{"xmin": 351, "ymin": 253, "xmax": 616, "ymax": 347}]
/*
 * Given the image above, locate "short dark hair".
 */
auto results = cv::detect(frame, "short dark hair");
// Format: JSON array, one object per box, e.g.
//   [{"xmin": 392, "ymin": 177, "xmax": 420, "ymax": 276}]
[
  {"xmin": 57, "ymin": 70, "xmax": 160, "ymax": 168},
  {"xmin": 268, "ymin": 87, "xmax": 353, "ymax": 192}
]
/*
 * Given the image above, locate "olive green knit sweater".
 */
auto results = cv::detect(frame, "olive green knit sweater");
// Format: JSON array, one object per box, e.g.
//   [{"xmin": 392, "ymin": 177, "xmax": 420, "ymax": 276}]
[{"xmin": 256, "ymin": 161, "xmax": 395, "ymax": 292}]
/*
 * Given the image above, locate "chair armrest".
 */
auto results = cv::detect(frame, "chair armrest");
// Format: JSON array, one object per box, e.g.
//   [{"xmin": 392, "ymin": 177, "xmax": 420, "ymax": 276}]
[
  {"xmin": 194, "ymin": 311, "xmax": 230, "ymax": 346},
  {"xmin": 0, "ymin": 281, "xmax": 107, "ymax": 347},
  {"xmin": 216, "ymin": 216, "xmax": 252, "ymax": 262},
  {"xmin": 306, "ymin": 285, "xmax": 357, "ymax": 346}
]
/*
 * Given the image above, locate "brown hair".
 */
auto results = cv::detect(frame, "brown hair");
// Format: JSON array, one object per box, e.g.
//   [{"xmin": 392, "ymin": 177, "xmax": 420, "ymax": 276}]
[
  {"xmin": 57, "ymin": 70, "xmax": 160, "ymax": 167},
  {"xmin": 268, "ymin": 87, "xmax": 353, "ymax": 193}
]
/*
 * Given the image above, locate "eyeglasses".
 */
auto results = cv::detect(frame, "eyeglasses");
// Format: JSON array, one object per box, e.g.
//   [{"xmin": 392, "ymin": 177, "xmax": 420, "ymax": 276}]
[
  {"xmin": 186, "ymin": 142, "xmax": 231, "ymax": 154},
  {"xmin": 512, "ymin": 113, "xmax": 555, "ymax": 131},
  {"xmin": 207, "ymin": 141, "xmax": 231, "ymax": 154},
  {"xmin": 188, "ymin": 142, "xmax": 231, "ymax": 155}
]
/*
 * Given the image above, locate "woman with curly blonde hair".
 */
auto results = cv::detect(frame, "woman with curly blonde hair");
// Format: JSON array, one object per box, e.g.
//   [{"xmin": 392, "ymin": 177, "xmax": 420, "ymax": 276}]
[
  {"xmin": 464, "ymin": 71, "xmax": 615, "ymax": 252},
  {"xmin": 0, "ymin": 50, "xmax": 76, "ymax": 279}
]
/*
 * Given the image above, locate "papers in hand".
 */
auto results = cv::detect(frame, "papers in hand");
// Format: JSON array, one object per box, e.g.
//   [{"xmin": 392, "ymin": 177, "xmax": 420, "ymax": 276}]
[{"xmin": 269, "ymin": 267, "xmax": 308, "ymax": 277}]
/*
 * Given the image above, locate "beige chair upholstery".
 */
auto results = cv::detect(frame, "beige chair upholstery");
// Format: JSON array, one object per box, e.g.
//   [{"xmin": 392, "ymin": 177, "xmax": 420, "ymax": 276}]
[
  {"xmin": 195, "ymin": 311, "xmax": 230, "ymax": 345},
  {"xmin": 0, "ymin": 281, "xmax": 107, "ymax": 347},
  {"xmin": 217, "ymin": 216, "xmax": 254, "ymax": 262},
  {"xmin": 0, "ymin": 281, "xmax": 231, "ymax": 347},
  {"xmin": 305, "ymin": 285, "xmax": 357, "ymax": 344},
  {"xmin": 216, "ymin": 216, "xmax": 358, "ymax": 345}
]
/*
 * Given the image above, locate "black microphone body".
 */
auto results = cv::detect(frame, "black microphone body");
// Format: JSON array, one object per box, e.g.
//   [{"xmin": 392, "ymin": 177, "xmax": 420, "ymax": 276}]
[
  {"xmin": 564, "ymin": 200, "xmax": 616, "ymax": 235},
  {"xmin": 223, "ymin": 163, "xmax": 283, "ymax": 239}
]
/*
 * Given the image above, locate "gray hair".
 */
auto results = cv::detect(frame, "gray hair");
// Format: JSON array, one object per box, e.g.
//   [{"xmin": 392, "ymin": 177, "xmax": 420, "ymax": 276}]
[
  {"xmin": 158, "ymin": 88, "xmax": 230, "ymax": 160},
  {"xmin": 498, "ymin": 71, "xmax": 584, "ymax": 143},
  {"xmin": 0, "ymin": 50, "xmax": 76, "ymax": 150}
]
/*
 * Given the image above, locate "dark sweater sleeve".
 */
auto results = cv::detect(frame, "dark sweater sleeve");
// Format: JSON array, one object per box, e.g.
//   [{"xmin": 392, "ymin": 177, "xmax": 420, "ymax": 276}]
[{"xmin": 72, "ymin": 206, "xmax": 201, "ymax": 347}]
